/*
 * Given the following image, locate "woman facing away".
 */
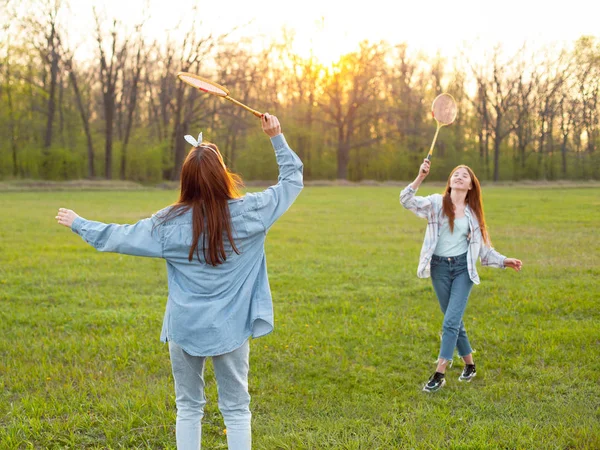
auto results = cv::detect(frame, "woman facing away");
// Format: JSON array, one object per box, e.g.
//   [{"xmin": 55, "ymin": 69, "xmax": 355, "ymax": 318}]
[
  {"xmin": 55, "ymin": 114, "xmax": 303, "ymax": 449},
  {"xmin": 400, "ymin": 158, "xmax": 522, "ymax": 393}
]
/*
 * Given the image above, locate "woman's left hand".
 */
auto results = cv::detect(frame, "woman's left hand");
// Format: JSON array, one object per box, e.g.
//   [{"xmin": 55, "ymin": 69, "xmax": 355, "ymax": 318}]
[
  {"xmin": 504, "ymin": 258, "xmax": 522, "ymax": 272},
  {"xmin": 56, "ymin": 208, "xmax": 79, "ymax": 228}
]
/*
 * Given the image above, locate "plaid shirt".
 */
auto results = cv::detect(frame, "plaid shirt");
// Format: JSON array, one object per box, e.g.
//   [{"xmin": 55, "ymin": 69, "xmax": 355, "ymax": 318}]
[{"xmin": 400, "ymin": 184, "xmax": 506, "ymax": 285}]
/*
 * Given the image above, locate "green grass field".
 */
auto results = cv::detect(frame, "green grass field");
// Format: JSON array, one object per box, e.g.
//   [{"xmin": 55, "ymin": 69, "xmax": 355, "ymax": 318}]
[{"xmin": 1, "ymin": 186, "xmax": 599, "ymax": 449}]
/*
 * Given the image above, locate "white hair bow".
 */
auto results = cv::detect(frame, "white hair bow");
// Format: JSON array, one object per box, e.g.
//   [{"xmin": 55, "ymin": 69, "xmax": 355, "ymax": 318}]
[
  {"xmin": 183, "ymin": 131, "xmax": 224, "ymax": 166},
  {"xmin": 184, "ymin": 132, "xmax": 203, "ymax": 147}
]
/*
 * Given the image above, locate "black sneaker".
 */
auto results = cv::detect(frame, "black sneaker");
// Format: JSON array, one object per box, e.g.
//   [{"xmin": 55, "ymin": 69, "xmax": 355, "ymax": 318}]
[
  {"xmin": 459, "ymin": 364, "xmax": 476, "ymax": 382},
  {"xmin": 423, "ymin": 372, "xmax": 446, "ymax": 392}
]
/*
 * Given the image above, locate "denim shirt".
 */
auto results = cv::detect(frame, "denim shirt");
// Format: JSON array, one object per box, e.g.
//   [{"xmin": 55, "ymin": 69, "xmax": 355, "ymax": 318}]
[
  {"xmin": 71, "ymin": 134, "xmax": 303, "ymax": 356},
  {"xmin": 399, "ymin": 184, "xmax": 506, "ymax": 285}
]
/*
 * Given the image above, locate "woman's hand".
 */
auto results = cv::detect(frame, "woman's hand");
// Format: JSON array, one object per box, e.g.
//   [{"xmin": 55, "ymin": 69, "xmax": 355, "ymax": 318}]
[
  {"xmin": 261, "ymin": 113, "xmax": 282, "ymax": 137},
  {"xmin": 419, "ymin": 158, "xmax": 431, "ymax": 178},
  {"xmin": 409, "ymin": 158, "xmax": 431, "ymax": 191},
  {"xmin": 56, "ymin": 208, "xmax": 79, "ymax": 228},
  {"xmin": 504, "ymin": 258, "xmax": 522, "ymax": 272}
]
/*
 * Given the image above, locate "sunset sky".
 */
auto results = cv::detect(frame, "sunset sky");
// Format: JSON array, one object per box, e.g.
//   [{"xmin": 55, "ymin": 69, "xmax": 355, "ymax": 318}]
[{"xmin": 59, "ymin": 0, "xmax": 599, "ymax": 64}]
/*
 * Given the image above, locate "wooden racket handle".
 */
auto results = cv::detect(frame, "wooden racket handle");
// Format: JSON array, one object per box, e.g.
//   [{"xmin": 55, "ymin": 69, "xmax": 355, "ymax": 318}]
[
  {"xmin": 225, "ymin": 96, "xmax": 263, "ymax": 118},
  {"xmin": 427, "ymin": 122, "xmax": 442, "ymax": 160}
]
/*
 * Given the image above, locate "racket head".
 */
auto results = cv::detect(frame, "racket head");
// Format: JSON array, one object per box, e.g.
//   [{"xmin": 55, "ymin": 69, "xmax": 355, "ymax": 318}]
[
  {"xmin": 177, "ymin": 72, "xmax": 229, "ymax": 97},
  {"xmin": 432, "ymin": 93, "xmax": 457, "ymax": 125}
]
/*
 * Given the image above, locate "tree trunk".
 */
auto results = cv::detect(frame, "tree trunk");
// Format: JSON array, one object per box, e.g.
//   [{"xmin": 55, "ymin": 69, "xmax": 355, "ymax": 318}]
[
  {"xmin": 94, "ymin": 13, "xmax": 128, "ymax": 180},
  {"xmin": 104, "ymin": 92, "xmax": 114, "ymax": 179},
  {"xmin": 484, "ymin": 130, "xmax": 490, "ymax": 178},
  {"xmin": 493, "ymin": 133, "xmax": 501, "ymax": 181},
  {"xmin": 5, "ymin": 55, "xmax": 19, "ymax": 176},
  {"xmin": 58, "ymin": 72, "xmax": 65, "ymax": 148},
  {"xmin": 171, "ymin": 120, "xmax": 187, "ymax": 180},
  {"xmin": 68, "ymin": 65, "xmax": 95, "ymax": 178},
  {"xmin": 120, "ymin": 54, "xmax": 142, "ymax": 180},
  {"xmin": 561, "ymin": 135, "xmax": 568, "ymax": 178},
  {"xmin": 43, "ymin": 23, "xmax": 60, "ymax": 176},
  {"xmin": 170, "ymin": 79, "xmax": 185, "ymax": 180},
  {"xmin": 337, "ymin": 128, "xmax": 350, "ymax": 179}
]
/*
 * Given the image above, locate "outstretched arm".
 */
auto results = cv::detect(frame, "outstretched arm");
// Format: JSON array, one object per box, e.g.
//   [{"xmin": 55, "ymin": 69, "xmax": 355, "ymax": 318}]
[
  {"xmin": 479, "ymin": 242, "xmax": 522, "ymax": 272},
  {"xmin": 56, "ymin": 208, "xmax": 164, "ymax": 258}
]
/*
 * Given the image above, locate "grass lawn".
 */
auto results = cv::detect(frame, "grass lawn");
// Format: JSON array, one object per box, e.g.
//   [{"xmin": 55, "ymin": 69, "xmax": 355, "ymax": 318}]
[{"xmin": 1, "ymin": 186, "xmax": 599, "ymax": 449}]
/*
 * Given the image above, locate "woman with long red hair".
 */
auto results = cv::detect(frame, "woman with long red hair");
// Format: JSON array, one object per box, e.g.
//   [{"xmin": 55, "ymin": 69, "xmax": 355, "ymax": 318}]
[
  {"xmin": 400, "ymin": 158, "xmax": 521, "ymax": 393},
  {"xmin": 56, "ymin": 114, "xmax": 303, "ymax": 449}
]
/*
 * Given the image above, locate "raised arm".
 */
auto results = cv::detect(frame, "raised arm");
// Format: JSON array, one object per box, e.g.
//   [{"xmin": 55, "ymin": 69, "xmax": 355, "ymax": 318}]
[
  {"xmin": 56, "ymin": 208, "xmax": 164, "ymax": 258},
  {"xmin": 410, "ymin": 158, "xmax": 431, "ymax": 191},
  {"xmin": 399, "ymin": 158, "xmax": 434, "ymax": 219},
  {"xmin": 255, "ymin": 113, "xmax": 304, "ymax": 230}
]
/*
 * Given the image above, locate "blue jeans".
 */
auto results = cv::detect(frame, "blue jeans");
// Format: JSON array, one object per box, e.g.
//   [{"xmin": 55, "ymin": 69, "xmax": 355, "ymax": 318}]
[
  {"xmin": 169, "ymin": 340, "xmax": 251, "ymax": 450},
  {"xmin": 430, "ymin": 253, "xmax": 474, "ymax": 362}
]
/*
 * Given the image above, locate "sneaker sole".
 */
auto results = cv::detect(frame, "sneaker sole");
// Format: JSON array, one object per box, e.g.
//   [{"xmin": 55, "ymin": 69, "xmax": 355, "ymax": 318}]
[
  {"xmin": 458, "ymin": 373, "xmax": 477, "ymax": 382},
  {"xmin": 422, "ymin": 378, "xmax": 446, "ymax": 392}
]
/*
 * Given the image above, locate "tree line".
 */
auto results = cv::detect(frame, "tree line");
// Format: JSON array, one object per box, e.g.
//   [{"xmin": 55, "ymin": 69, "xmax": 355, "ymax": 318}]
[{"xmin": 1, "ymin": 0, "xmax": 599, "ymax": 182}]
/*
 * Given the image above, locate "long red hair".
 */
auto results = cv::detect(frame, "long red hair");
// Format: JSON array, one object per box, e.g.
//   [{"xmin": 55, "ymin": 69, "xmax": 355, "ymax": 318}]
[
  {"xmin": 160, "ymin": 143, "xmax": 243, "ymax": 266},
  {"xmin": 442, "ymin": 165, "xmax": 491, "ymax": 245}
]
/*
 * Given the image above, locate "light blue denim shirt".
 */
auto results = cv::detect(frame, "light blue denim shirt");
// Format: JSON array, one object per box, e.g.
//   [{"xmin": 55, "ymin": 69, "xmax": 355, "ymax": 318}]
[{"xmin": 71, "ymin": 134, "xmax": 303, "ymax": 356}]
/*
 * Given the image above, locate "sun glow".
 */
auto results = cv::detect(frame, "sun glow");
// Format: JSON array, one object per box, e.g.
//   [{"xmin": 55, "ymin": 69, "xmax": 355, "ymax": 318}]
[
  {"xmin": 64, "ymin": 0, "xmax": 599, "ymax": 69},
  {"xmin": 287, "ymin": 16, "xmax": 362, "ymax": 67}
]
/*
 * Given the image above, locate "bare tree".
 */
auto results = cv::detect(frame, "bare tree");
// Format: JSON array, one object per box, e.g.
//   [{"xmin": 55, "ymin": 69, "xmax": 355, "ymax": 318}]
[
  {"xmin": 388, "ymin": 43, "xmax": 424, "ymax": 148},
  {"xmin": 64, "ymin": 56, "xmax": 95, "ymax": 178},
  {"xmin": 120, "ymin": 27, "xmax": 146, "ymax": 179},
  {"xmin": 558, "ymin": 93, "xmax": 577, "ymax": 177},
  {"xmin": 3, "ymin": 36, "xmax": 20, "ymax": 176},
  {"xmin": 471, "ymin": 47, "xmax": 521, "ymax": 181},
  {"xmin": 574, "ymin": 37, "xmax": 600, "ymax": 157},
  {"xmin": 94, "ymin": 11, "xmax": 128, "ymax": 179},
  {"xmin": 22, "ymin": 0, "xmax": 64, "ymax": 175},
  {"xmin": 318, "ymin": 41, "xmax": 387, "ymax": 179},
  {"xmin": 535, "ymin": 52, "xmax": 570, "ymax": 180},
  {"xmin": 215, "ymin": 41, "xmax": 268, "ymax": 169},
  {"xmin": 143, "ymin": 41, "xmax": 166, "ymax": 142},
  {"xmin": 169, "ymin": 26, "xmax": 217, "ymax": 180},
  {"xmin": 40, "ymin": 0, "xmax": 62, "ymax": 155},
  {"xmin": 146, "ymin": 35, "xmax": 184, "ymax": 179},
  {"xmin": 490, "ymin": 60, "xmax": 519, "ymax": 180},
  {"xmin": 287, "ymin": 51, "xmax": 322, "ymax": 177},
  {"xmin": 446, "ymin": 68, "xmax": 469, "ymax": 157},
  {"xmin": 513, "ymin": 70, "xmax": 537, "ymax": 171},
  {"xmin": 470, "ymin": 75, "xmax": 491, "ymax": 176}
]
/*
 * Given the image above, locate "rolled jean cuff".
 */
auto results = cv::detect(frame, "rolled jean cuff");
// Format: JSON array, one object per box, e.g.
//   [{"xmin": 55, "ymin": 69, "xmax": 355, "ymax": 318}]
[{"xmin": 437, "ymin": 356, "xmax": 453, "ymax": 366}]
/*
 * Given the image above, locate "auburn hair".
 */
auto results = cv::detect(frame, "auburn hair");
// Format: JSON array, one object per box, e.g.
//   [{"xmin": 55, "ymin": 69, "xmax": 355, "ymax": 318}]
[
  {"xmin": 442, "ymin": 165, "xmax": 491, "ymax": 245},
  {"xmin": 159, "ymin": 142, "xmax": 243, "ymax": 266}
]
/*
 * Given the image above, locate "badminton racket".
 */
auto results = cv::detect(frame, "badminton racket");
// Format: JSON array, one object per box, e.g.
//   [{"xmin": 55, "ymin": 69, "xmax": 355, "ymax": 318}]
[
  {"xmin": 427, "ymin": 93, "xmax": 458, "ymax": 161},
  {"xmin": 177, "ymin": 72, "xmax": 263, "ymax": 118}
]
